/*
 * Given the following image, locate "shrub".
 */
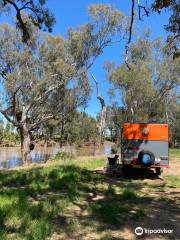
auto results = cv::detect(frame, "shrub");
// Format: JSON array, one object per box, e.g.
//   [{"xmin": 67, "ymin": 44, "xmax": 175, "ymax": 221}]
[{"xmin": 50, "ymin": 151, "xmax": 74, "ymax": 161}]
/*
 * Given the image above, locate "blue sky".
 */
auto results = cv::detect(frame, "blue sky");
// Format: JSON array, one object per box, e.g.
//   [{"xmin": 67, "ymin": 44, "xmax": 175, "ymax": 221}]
[{"xmin": 0, "ymin": 0, "xmax": 171, "ymax": 118}]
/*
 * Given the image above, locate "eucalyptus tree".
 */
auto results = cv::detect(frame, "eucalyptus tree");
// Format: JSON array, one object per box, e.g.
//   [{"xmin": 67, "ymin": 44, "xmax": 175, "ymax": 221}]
[
  {"xmin": 0, "ymin": 4, "xmax": 128, "ymax": 164},
  {"xmin": 106, "ymin": 104, "xmax": 127, "ymax": 143},
  {"xmin": 0, "ymin": 0, "xmax": 55, "ymax": 42},
  {"xmin": 106, "ymin": 36, "xmax": 180, "ymax": 123},
  {"xmin": 44, "ymin": 86, "xmax": 87, "ymax": 146},
  {"xmin": 0, "ymin": 25, "xmax": 75, "ymax": 163},
  {"xmin": 152, "ymin": 0, "xmax": 180, "ymax": 58},
  {"xmin": 125, "ymin": 0, "xmax": 179, "ymax": 63},
  {"xmin": 67, "ymin": 4, "xmax": 127, "ymax": 70},
  {"xmin": 58, "ymin": 112, "xmax": 97, "ymax": 146}
]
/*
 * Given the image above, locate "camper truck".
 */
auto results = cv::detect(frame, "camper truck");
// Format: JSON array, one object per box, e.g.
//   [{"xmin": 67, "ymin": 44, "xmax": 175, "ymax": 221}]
[{"xmin": 121, "ymin": 123, "xmax": 169, "ymax": 175}]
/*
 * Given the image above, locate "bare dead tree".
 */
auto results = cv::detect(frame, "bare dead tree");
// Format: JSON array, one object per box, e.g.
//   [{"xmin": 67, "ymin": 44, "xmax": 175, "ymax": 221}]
[{"xmin": 92, "ymin": 74, "xmax": 107, "ymax": 146}]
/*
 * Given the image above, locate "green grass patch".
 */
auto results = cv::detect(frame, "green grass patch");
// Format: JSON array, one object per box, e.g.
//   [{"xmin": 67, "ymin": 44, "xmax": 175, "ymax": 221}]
[
  {"xmin": 170, "ymin": 148, "xmax": 180, "ymax": 158},
  {"xmin": 0, "ymin": 157, "xmax": 162, "ymax": 239},
  {"xmin": 135, "ymin": 207, "xmax": 146, "ymax": 218},
  {"xmin": 89, "ymin": 199, "xmax": 129, "ymax": 224},
  {"xmin": 165, "ymin": 175, "xmax": 180, "ymax": 188},
  {"xmin": 89, "ymin": 184, "xmax": 142, "ymax": 225},
  {"xmin": 0, "ymin": 159, "xmax": 106, "ymax": 239},
  {"xmin": 61, "ymin": 157, "xmax": 105, "ymax": 170},
  {"xmin": 121, "ymin": 188, "xmax": 138, "ymax": 201}
]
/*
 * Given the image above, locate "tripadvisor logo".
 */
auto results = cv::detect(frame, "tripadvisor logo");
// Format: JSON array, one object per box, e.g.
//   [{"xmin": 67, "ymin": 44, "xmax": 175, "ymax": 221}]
[
  {"xmin": 135, "ymin": 226, "xmax": 174, "ymax": 236},
  {"xmin": 135, "ymin": 227, "xmax": 143, "ymax": 236}
]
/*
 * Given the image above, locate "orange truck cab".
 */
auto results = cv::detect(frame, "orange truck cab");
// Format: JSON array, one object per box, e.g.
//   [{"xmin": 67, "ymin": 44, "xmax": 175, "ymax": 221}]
[{"xmin": 121, "ymin": 123, "xmax": 169, "ymax": 175}]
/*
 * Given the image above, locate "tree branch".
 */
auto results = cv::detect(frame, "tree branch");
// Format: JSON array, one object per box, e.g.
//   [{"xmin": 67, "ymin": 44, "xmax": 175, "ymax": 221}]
[
  {"xmin": 11, "ymin": 85, "xmax": 22, "ymax": 116},
  {"xmin": 138, "ymin": 0, "xmax": 150, "ymax": 20},
  {"xmin": 92, "ymin": 74, "xmax": 106, "ymax": 108},
  {"xmin": 0, "ymin": 107, "xmax": 18, "ymax": 126},
  {"xmin": 30, "ymin": 115, "xmax": 55, "ymax": 131},
  {"xmin": 19, "ymin": 1, "xmax": 33, "ymax": 11},
  {"xmin": 92, "ymin": 74, "xmax": 100, "ymax": 97},
  {"xmin": 127, "ymin": 0, "xmax": 135, "ymax": 45},
  {"xmin": 5, "ymin": 0, "xmax": 30, "ymax": 42},
  {"xmin": 125, "ymin": 0, "xmax": 135, "ymax": 70},
  {"xmin": 26, "ymin": 83, "xmax": 64, "ymax": 114}
]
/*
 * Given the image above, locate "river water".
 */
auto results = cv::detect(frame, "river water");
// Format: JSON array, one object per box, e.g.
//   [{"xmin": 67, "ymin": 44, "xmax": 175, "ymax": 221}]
[
  {"xmin": 0, "ymin": 146, "xmax": 60, "ymax": 169},
  {"xmin": 0, "ymin": 144, "xmax": 112, "ymax": 169}
]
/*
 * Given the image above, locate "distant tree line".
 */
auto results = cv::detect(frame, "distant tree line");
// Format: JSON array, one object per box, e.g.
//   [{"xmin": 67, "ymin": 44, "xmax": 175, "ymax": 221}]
[
  {"xmin": 0, "ymin": 121, "xmax": 19, "ymax": 144},
  {"xmin": 35, "ymin": 112, "xmax": 97, "ymax": 147}
]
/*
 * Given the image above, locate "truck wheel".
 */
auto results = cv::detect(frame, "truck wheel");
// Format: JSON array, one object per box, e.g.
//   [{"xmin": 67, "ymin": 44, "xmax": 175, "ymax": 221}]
[
  {"xmin": 155, "ymin": 167, "xmax": 162, "ymax": 175},
  {"xmin": 138, "ymin": 151, "xmax": 155, "ymax": 166}
]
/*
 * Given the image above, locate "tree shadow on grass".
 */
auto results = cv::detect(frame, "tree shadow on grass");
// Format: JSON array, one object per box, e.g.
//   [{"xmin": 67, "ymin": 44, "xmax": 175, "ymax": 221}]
[
  {"xmin": 0, "ymin": 165, "xmax": 106, "ymax": 239},
  {"xmin": 86, "ymin": 172, "xmax": 179, "ymax": 239},
  {"xmin": 0, "ymin": 165, "xmax": 179, "ymax": 239}
]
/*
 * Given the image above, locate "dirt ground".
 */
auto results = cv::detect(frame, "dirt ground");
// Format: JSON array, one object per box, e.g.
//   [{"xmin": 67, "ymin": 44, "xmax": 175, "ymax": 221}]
[
  {"xmin": 117, "ymin": 157, "xmax": 180, "ymax": 240},
  {"xmin": 163, "ymin": 157, "xmax": 180, "ymax": 176}
]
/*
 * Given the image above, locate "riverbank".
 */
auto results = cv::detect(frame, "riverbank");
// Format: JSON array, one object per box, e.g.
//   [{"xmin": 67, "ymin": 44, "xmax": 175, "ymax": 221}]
[
  {"xmin": 0, "ymin": 140, "xmax": 114, "ymax": 148},
  {"xmin": 0, "ymin": 141, "xmax": 113, "ymax": 169},
  {"xmin": 0, "ymin": 140, "xmax": 57, "ymax": 148},
  {"xmin": 0, "ymin": 150, "xmax": 179, "ymax": 240},
  {"xmin": 0, "ymin": 141, "xmax": 20, "ymax": 147}
]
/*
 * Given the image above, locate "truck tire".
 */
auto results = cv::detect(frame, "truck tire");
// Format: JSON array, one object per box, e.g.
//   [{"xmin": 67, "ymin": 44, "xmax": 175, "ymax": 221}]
[{"xmin": 138, "ymin": 150, "xmax": 155, "ymax": 166}]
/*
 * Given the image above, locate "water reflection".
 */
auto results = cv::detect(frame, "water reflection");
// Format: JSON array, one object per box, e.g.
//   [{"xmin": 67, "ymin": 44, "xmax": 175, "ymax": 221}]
[
  {"xmin": 0, "ymin": 143, "xmax": 112, "ymax": 169},
  {"xmin": 0, "ymin": 146, "xmax": 60, "ymax": 169},
  {"xmin": 0, "ymin": 156, "xmax": 22, "ymax": 169}
]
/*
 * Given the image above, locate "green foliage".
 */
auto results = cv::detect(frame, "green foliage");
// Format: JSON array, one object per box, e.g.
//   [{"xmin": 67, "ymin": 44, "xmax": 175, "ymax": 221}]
[
  {"xmin": 90, "ymin": 199, "xmax": 129, "ymax": 224},
  {"xmin": 152, "ymin": 1, "xmax": 179, "ymax": 58},
  {"xmin": 135, "ymin": 207, "xmax": 146, "ymax": 218},
  {"xmin": 89, "ymin": 186, "xmax": 139, "ymax": 225},
  {"xmin": 169, "ymin": 104, "xmax": 180, "ymax": 147},
  {"xmin": 0, "ymin": 0, "xmax": 55, "ymax": 42},
  {"xmin": 63, "ymin": 112, "xmax": 97, "ymax": 145},
  {"xmin": 73, "ymin": 157, "xmax": 105, "ymax": 170},
  {"xmin": 0, "ymin": 123, "xmax": 19, "ymax": 144},
  {"xmin": 106, "ymin": 105, "xmax": 125, "ymax": 143},
  {"xmin": 106, "ymin": 36, "xmax": 180, "ymax": 123},
  {"xmin": 38, "ymin": 111, "xmax": 97, "ymax": 146},
  {"xmin": 67, "ymin": 4, "xmax": 126, "ymax": 70},
  {"xmin": 51, "ymin": 151, "xmax": 73, "ymax": 161},
  {"xmin": 0, "ymin": 5, "xmax": 128, "ymax": 160},
  {"xmin": 152, "ymin": 0, "xmax": 179, "ymax": 36}
]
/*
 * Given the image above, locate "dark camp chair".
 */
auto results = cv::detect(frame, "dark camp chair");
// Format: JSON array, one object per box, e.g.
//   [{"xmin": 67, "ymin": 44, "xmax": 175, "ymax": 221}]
[{"xmin": 107, "ymin": 154, "xmax": 119, "ymax": 166}]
